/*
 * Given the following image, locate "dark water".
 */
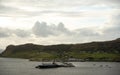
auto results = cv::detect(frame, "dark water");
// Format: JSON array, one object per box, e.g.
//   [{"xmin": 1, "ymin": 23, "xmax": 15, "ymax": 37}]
[{"xmin": 0, "ymin": 58, "xmax": 120, "ymax": 75}]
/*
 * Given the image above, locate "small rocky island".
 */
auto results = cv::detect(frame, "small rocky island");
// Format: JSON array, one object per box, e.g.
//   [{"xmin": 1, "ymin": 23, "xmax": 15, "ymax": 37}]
[{"xmin": 0, "ymin": 38, "xmax": 120, "ymax": 62}]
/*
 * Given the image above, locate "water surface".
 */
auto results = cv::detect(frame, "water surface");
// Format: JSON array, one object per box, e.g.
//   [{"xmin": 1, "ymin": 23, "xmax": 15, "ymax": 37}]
[{"xmin": 0, "ymin": 58, "xmax": 120, "ymax": 75}]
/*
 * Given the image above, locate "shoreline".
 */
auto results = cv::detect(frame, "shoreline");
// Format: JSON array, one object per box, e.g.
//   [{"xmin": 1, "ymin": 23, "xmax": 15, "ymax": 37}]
[{"xmin": 0, "ymin": 57, "xmax": 119, "ymax": 62}]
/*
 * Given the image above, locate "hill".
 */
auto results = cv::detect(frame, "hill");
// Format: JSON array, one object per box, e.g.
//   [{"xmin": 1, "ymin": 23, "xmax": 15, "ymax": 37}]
[{"xmin": 1, "ymin": 38, "xmax": 120, "ymax": 61}]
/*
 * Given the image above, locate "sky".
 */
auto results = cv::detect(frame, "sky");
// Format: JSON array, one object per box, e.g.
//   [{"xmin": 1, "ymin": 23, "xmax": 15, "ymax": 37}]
[{"xmin": 0, "ymin": 0, "xmax": 120, "ymax": 51}]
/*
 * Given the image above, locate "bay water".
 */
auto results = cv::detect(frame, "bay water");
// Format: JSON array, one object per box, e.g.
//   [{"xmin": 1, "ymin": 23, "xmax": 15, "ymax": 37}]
[{"xmin": 0, "ymin": 57, "xmax": 120, "ymax": 75}]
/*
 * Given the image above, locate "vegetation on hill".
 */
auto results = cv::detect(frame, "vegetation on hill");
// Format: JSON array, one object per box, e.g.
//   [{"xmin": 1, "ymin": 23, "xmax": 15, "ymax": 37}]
[{"xmin": 0, "ymin": 38, "xmax": 120, "ymax": 62}]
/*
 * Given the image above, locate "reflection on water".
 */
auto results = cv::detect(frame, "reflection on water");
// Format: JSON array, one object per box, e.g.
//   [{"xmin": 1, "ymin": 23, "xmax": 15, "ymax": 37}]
[{"xmin": 0, "ymin": 58, "xmax": 120, "ymax": 75}]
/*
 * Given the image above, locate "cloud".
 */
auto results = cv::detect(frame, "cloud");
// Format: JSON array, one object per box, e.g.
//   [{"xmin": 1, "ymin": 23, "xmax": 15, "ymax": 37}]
[
  {"xmin": 0, "ymin": 2, "xmax": 83, "ymax": 17},
  {"xmin": 32, "ymin": 21, "xmax": 71, "ymax": 37},
  {"xmin": 0, "ymin": 27, "xmax": 11, "ymax": 38},
  {"xmin": 0, "ymin": 27, "xmax": 31, "ymax": 38},
  {"xmin": 31, "ymin": 21, "xmax": 102, "ymax": 43},
  {"xmin": 103, "ymin": 12, "xmax": 120, "ymax": 34},
  {"xmin": 0, "ymin": 4, "xmax": 27, "ymax": 17},
  {"xmin": 12, "ymin": 0, "xmax": 119, "ymax": 8},
  {"xmin": 0, "ymin": 19, "xmax": 119, "ymax": 39},
  {"xmin": 13, "ymin": 29, "xmax": 31, "ymax": 37},
  {"xmin": 32, "ymin": 21, "xmax": 54, "ymax": 37},
  {"xmin": 0, "ymin": 0, "xmax": 119, "ymax": 17},
  {"xmin": 75, "ymin": 28, "xmax": 100, "ymax": 37}
]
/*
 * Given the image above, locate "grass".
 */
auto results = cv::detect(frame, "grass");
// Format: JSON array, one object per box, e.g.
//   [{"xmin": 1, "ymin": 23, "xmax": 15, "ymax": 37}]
[
  {"xmin": 1, "ymin": 50, "xmax": 120, "ymax": 62},
  {"xmin": 67, "ymin": 52, "xmax": 120, "ymax": 61}
]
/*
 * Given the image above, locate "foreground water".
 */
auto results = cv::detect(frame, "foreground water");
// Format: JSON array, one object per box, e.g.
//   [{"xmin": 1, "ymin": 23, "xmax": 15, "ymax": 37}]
[{"xmin": 0, "ymin": 58, "xmax": 120, "ymax": 75}]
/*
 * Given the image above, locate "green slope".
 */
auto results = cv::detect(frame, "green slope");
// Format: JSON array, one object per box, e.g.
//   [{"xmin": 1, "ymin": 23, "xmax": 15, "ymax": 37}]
[{"xmin": 1, "ymin": 38, "xmax": 120, "ymax": 62}]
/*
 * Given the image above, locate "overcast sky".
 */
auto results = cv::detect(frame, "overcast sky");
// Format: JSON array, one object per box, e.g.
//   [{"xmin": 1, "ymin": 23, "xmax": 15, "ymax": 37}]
[{"xmin": 0, "ymin": 0, "xmax": 120, "ymax": 50}]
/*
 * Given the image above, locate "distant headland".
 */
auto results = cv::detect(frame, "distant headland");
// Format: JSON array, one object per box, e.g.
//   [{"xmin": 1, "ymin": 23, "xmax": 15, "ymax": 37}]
[{"xmin": 0, "ymin": 38, "xmax": 120, "ymax": 62}]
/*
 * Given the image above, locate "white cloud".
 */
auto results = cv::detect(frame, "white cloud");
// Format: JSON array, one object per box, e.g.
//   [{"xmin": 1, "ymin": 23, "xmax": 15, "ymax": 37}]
[
  {"xmin": 0, "ymin": 27, "xmax": 31, "ymax": 38},
  {"xmin": 0, "ymin": 0, "xmax": 119, "ymax": 17},
  {"xmin": 14, "ymin": 29, "xmax": 31, "ymax": 37},
  {"xmin": 32, "ymin": 21, "xmax": 72, "ymax": 37},
  {"xmin": 103, "ymin": 12, "xmax": 120, "ymax": 38}
]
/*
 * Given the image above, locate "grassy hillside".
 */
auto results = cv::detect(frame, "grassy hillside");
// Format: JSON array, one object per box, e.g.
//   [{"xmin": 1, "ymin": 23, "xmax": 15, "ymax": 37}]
[{"xmin": 1, "ymin": 38, "xmax": 120, "ymax": 62}]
